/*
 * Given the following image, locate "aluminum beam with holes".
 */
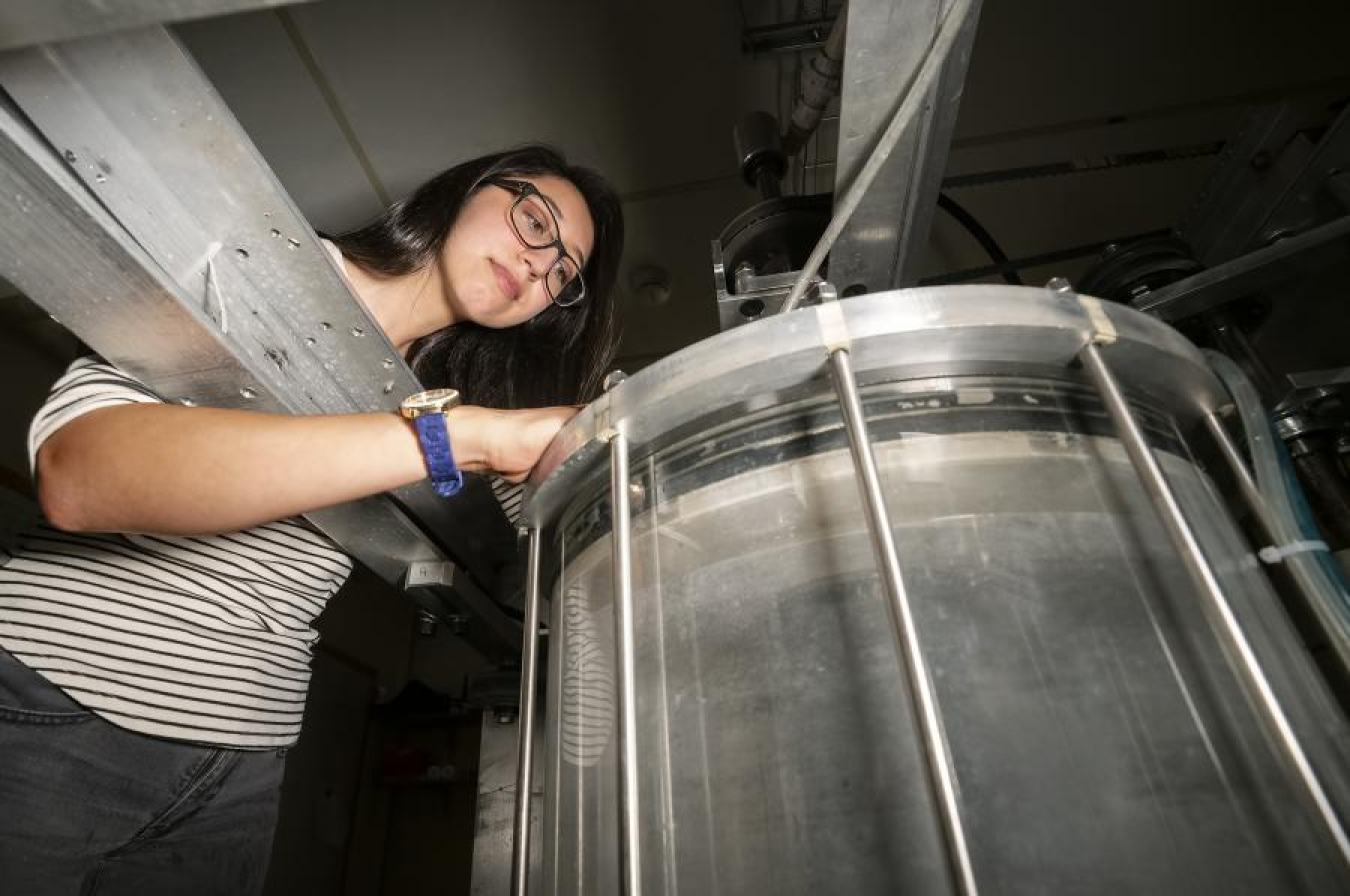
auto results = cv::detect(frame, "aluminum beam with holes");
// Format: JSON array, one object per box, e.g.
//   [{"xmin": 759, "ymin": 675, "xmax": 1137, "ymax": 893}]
[
  {"xmin": 830, "ymin": 0, "xmax": 982, "ymax": 295},
  {"xmin": 0, "ymin": 26, "xmax": 520, "ymax": 656},
  {"xmin": 0, "ymin": 0, "xmax": 322, "ymax": 51}
]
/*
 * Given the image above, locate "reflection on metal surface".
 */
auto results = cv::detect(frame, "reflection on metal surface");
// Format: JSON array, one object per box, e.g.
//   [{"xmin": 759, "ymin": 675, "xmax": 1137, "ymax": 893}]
[{"xmin": 610, "ymin": 430, "xmax": 643, "ymax": 896}]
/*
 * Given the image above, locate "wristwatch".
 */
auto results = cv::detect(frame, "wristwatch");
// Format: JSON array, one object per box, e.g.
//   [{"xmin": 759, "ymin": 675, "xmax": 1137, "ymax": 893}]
[{"xmin": 399, "ymin": 388, "xmax": 464, "ymax": 497}]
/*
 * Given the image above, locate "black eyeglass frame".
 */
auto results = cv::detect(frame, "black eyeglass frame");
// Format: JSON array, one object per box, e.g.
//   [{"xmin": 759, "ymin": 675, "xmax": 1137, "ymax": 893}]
[{"xmin": 486, "ymin": 177, "xmax": 587, "ymax": 307}]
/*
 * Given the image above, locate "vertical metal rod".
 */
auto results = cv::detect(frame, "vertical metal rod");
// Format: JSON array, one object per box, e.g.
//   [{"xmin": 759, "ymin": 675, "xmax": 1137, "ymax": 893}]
[
  {"xmin": 827, "ymin": 348, "xmax": 980, "ymax": 896},
  {"xmin": 1206, "ymin": 411, "xmax": 1350, "ymax": 675},
  {"xmin": 1081, "ymin": 342, "xmax": 1350, "ymax": 865},
  {"xmin": 610, "ymin": 430, "xmax": 643, "ymax": 896},
  {"xmin": 510, "ymin": 528, "xmax": 545, "ymax": 896},
  {"xmin": 1203, "ymin": 412, "xmax": 1282, "ymax": 546}
]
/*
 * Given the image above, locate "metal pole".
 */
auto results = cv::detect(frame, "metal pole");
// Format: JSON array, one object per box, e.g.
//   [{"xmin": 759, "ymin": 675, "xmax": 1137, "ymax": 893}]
[
  {"xmin": 827, "ymin": 348, "xmax": 980, "ymax": 896},
  {"xmin": 1080, "ymin": 341, "xmax": 1350, "ymax": 866},
  {"xmin": 509, "ymin": 528, "xmax": 545, "ymax": 896},
  {"xmin": 610, "ymin": 430, "xmax": 643, "ymax": 896},
  {"xmin": 1205, "ymin": 411, "xmax": 1350, "ymax": 677},
  {"xmin": 1203, "ymin": 413, "xmax": 1283, "ymax": 546}
]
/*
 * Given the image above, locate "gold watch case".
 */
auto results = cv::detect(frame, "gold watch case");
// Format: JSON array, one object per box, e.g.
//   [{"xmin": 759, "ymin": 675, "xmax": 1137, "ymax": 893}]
[{"xmin": 399, "ymin": 387, "xmax": 462, "ymax": 419}]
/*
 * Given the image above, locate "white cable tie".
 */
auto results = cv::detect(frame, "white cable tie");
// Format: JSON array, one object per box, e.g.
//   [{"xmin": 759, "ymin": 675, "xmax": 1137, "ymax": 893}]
[{"xmin": 1258, "ymin": 540, "xmax": 1330, "ymax": 564}]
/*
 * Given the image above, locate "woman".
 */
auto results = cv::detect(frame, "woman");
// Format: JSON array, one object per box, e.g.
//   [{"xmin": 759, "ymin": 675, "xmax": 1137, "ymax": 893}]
[{"xmin": 0, "ymin": 144, "xmax": 622, "ymax": 894}]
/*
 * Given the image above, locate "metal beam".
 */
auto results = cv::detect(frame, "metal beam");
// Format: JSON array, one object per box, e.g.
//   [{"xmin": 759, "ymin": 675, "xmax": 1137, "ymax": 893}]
[
  {"xmin": 829, "ymin": 0, "xmax": 982, "ymax": 295},
  {"xmin": 1132, "ymin": 215, "xmax": 1350, "ymax": 322},
  {"xmin": 0, "ymin": 26, "xmax": 519, "ymax": 656},
  {"xmin": 0, "ymin": 1, "xmax": 321, "ymax": 51}
]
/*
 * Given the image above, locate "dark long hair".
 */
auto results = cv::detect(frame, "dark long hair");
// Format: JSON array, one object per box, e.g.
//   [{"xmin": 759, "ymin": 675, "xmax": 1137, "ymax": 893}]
[{"xmin": 333, "ymin": 145, "xmax": 623, "ymax": 408}]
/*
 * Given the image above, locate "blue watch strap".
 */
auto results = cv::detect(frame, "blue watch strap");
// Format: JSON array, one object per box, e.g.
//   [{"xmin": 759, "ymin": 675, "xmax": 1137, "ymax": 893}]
[{"xmin": 412, "ymin": 412, "xmax": 464, "ymax": 497}]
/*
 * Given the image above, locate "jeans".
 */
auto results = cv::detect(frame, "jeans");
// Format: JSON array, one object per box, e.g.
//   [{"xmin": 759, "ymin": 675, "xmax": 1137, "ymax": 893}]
[{"xmin": 0, "ymin": 647, "xmax": 286, "ymax": 896}]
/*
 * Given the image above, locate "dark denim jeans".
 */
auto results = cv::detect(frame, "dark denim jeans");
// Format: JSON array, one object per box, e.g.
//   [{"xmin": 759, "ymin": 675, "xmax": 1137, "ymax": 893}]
[{"xmin": 0, "ymin": 647, "xmax": 286, "ymax": 896}]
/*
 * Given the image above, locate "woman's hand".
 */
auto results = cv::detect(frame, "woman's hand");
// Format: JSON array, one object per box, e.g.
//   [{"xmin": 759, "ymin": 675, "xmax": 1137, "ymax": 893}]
[{"xmin": 448, "ymin": 405, "xmax": 580, "ymax": 482}]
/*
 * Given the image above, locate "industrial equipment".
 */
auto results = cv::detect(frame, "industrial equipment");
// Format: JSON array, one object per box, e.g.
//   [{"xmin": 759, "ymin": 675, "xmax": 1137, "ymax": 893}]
[
  {"xmin": 510, "ymin": 0, "xmax": 1350, "ymax": 891},
  {"xmin": 515, "ymin": 285, "xmax": 1350, "ymax": 895},
  {"xmin": 3, "ymin": 1, "xmax": 1350, "ymax": 894}
]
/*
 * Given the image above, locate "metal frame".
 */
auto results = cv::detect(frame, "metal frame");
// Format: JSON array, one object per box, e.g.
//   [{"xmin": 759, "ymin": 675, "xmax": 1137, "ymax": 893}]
[
  {"xmin": 1177, "ymin": 104, "xmax": 1350, "ymax": 266},
  {"xmin": 609, "ymin": 429, "xmax": 644, "ymax": 896},
  {"xmin": 1080, "ymin": 339, "xmax": 1350, "ymax": 868},
  {"xmin": 828, "ymin": 0, "xmax": 982, "ymax": 295},
  {"xmin": 1133, "ymin": 214, "xmax": 1350, "ymax": 323},
  {"xmin": 472, "ymin": 708, "xmax": 543, "ymax": 896},
  {"xmin": 525, "ymin": 285, "xmax": 1229, "ymax": 524},
  {"xmin": 513, "ymin": 285, "xmax": 1350, "ymax": 888},
  {"xmin": 0, "ymin": 0, "xmax": 322, "ymax": 51},
  {"xmin": 0, "ymin": 27, "xmax": 519, "ymax": 654},
  {"xmin": 712, "ymin": 238, "xmax": 838, "ymax": 330},
  {"xmin": 509, "ymin": 531, "xmax": 546, "ymax": 896},
  {"xmin": 828, "ymin": 346, "xmax": 979, "ymax": 895}
]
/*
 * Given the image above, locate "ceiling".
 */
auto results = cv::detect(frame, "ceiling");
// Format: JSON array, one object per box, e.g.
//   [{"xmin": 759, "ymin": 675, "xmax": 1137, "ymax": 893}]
[{"xmin": 7, "ymin": 0, "xmax": 1350, "ymax": 374}]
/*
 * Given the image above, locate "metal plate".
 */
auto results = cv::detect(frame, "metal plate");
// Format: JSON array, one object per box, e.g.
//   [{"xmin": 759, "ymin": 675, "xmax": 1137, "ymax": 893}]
[
  {"xmin": 829, "ymin": 0, "xmax": 983, "ymax": 294},
  {"xmin": 525, "ymin": 285, "xmax": 1229, "ymax": 527}
]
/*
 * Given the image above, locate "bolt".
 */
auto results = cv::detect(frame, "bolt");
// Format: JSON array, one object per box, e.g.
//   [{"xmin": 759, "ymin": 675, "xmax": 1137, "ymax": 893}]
[{"xmin": 734, "ymin": 261, "xmax": 756, "ymax": 293}]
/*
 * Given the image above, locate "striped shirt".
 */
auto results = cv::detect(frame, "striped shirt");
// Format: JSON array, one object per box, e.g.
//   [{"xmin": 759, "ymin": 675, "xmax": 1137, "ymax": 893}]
[{"xmin": 0, "ymin": 357, "xmax": 353, "ymax": 748}]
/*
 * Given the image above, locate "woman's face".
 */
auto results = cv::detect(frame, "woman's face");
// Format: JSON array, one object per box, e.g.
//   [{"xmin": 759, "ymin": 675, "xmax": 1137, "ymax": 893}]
[{"xmin": 438, "ymin": 173, "xmax": 596, "ymax": 329}]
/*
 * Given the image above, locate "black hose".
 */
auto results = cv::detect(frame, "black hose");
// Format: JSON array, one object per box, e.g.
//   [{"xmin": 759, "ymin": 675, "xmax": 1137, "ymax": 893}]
[{"xmin": 936, "ymin": 192, "xmax": 1023, "ymax": 286}]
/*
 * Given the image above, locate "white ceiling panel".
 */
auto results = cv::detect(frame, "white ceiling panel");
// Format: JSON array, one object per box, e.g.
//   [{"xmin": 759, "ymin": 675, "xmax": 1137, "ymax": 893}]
[{"xmin": 176, "ymin": 9, "xmax": 384, "ymax": 232}]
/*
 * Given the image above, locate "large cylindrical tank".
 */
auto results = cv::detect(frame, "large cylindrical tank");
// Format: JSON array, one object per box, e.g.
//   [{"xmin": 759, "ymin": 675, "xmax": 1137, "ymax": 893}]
[{"xmin": 524, "ymin": 287, "xmax": 1350, "ymax": 895}]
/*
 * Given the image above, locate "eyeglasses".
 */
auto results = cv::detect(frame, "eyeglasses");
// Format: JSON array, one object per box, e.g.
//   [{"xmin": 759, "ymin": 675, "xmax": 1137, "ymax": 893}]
[{"xmin": 487, "ymin": 178, "xmax": 586, "ymax": 307}]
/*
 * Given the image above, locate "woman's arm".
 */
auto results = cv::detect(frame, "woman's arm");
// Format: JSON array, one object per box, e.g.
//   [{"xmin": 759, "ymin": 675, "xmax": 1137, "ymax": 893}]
[{"xmin": 36, "ymin": 403, "xmax": 573, "ymax": 535}]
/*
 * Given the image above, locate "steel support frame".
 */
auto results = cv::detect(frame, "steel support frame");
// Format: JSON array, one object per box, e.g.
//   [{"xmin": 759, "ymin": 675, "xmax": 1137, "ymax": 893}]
[
  {"xmin": 1133, "ymin": 214, "xmax": 1350, "ymax": 323},
  {"xmin": 0, "ymin": 0, "xmax": 322, "ymax": 51},
  {"xmin": 0, "ymin": 27, "xmax": 520, "ymax": 655},
  {"xmin": 471, "ymin": 707, "xmax": 543, "ymax": 896},
  {"xmin": 1177, "ymin": 104, "xmax": 1350, "ymax": 266},
  {"xmin": 829, "ymin": 0, "xmax": 982, "ymax": 295}
]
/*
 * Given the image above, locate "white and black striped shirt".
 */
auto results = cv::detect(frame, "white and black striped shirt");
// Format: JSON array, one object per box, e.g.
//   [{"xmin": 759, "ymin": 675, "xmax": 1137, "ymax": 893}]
[{"xmin": 0, "ymin": 357, "xmax": 352, "ymax": 748}]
